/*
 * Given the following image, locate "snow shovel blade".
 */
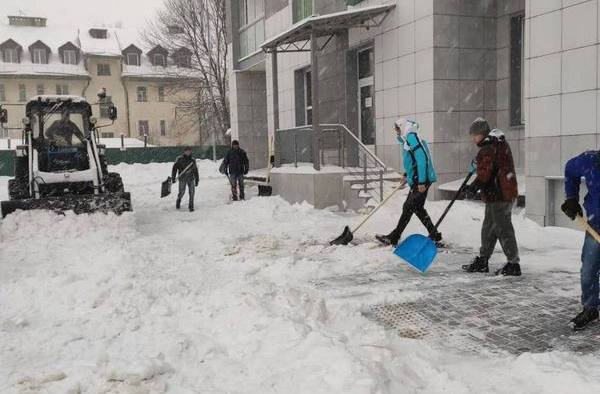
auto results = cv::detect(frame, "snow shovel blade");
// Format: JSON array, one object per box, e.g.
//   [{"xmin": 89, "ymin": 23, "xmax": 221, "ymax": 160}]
[
  {"xmin": 330, "ymin": 225, "xmax": 353, "ymax": 246},
  {"xmin": 394, "ymin": 234, "xmax": 438, "ymax": 273},
  {"xmin": 161, "ymin": 177, "xmax": 172, "ymax": 198}
]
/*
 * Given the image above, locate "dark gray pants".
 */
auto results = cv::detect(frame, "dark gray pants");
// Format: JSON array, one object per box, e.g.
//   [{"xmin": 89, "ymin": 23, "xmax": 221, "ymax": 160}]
[
  {"xmin": 177, "ymin": 176, "xmax": 195, "ymax": 209},
  {"xmin": 480, "ymin": 201, "xmax": 519, "ymax": 264}
]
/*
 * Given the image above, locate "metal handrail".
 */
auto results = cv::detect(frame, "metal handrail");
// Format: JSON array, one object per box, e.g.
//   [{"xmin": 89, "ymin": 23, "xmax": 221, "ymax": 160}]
[{"xmin": 321, "ymin": 123, "xmax": 387, "ymax": 171}]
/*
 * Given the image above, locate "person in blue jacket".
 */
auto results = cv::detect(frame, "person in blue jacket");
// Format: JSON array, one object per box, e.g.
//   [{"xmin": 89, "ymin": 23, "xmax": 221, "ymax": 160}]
[
  {"xmin": 376, "ymin": 118, "xmax": 441, "ymax": 246},
  {"xmin": 562, "ymin": 150, "xmax": 600, "ymax": 330}
]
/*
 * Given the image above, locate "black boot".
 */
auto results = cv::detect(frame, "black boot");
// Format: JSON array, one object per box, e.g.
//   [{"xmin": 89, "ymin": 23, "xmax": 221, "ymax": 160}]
[
  {"xmin": 495, "ymin": 262, "xmax": 521, "ymax": 276},
  {"xmin": 189, "ymin": 205, "xmax": 194, "ymax": 212},
  {"xmin": 462, "ymin": 256, "xmax": 489, "ymax": 273},
  {"xmin": 428, "ymin": 231, "xmax": 443, "ymax": 246},
  {"xmin": 375, "ymin": 234, "xmax": 396, "ymax": 247},
  {"xmin": 571, "ymin": 307, "xmax": 599, "ymax": 331},
  {"xmin": 176, "ymin": 199, "xmax": 181, "ymax": 209}
]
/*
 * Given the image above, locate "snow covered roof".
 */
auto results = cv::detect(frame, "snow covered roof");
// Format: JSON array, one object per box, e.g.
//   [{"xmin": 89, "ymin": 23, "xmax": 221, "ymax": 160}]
[
  {"xmin": 0, "ymin": 21, "xmax": 87, "ymax": 77},
  {"xmin": 0, "ymin": 17, "xmax": 194, "ymax": 79}
]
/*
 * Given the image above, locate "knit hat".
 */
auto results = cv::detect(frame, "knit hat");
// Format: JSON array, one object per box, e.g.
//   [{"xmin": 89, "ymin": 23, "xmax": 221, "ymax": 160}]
[{"xmin": 469, "ymin": 117, "xmax": 491, "ymax": 136}]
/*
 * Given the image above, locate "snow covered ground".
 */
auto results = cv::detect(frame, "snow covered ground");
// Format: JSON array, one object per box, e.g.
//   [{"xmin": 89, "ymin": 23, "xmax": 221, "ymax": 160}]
[{"xmin": 1, "ymin": 161, "xmax": 599, "ymax": 393}]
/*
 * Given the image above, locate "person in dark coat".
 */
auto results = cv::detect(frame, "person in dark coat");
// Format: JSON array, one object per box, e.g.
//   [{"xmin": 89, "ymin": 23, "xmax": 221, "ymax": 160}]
[
  {"xmin": 46, "ymin": 109, "xmax": 85, "ymax": 146},
  {"xmin": 561, "ymin": 151, "xmax": 600, "ymax": 330},
  {"xmin": 462, "ymin": 118, "xmax": 521, "ymax": 276},
  {"xmin": 221, "ymin": 140, "xmax": 249, "ymax": 201},
  {"xmin": 171, "ymin": 146, "xmax": 199, "ymax": 211}
]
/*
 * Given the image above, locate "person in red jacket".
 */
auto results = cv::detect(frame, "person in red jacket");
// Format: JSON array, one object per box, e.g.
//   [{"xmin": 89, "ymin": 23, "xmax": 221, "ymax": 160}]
[{"xmin": 462, "ymin": 118, "xmax": 521, "ymax": 276}]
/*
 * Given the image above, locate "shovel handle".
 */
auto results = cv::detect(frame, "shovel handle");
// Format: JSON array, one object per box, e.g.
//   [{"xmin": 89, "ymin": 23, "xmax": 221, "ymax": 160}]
[
  {"xmin": 433, "ymin": 171, "xmax": 474, "ymax": 231},
  {"xmin": 352, "ymin": 179, "xmax": 407, "ymax": 233},
  {"xmin": 576, "ymin": 215, "xmax": 600, "ymax": 243}
]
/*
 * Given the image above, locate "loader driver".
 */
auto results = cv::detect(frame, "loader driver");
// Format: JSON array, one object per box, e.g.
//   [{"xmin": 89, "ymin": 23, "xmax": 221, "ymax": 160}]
[{"xmin": 45, "ymin": 109, "xmax": 85, "ymax": 146}]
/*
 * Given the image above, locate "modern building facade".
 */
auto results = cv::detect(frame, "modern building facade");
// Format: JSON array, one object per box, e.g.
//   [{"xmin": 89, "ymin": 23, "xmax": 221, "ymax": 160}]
[
  {"xmin": 0, "ymin": 15, "xmax": 199, "ymax": 146},
  {"xmin": 227, "ymin": 0, "xmax": 596, "ymax": 228}
]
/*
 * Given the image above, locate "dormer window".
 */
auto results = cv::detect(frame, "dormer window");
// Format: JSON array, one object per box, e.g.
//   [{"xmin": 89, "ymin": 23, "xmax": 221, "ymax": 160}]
[
  {"xmin": 173, "ymin": 47, "xmax": 192, "ymax": 68},
  {"xmin": 29, "ymin": 41, "xmax": 51, "ymax": 64},
  {"xmin": 148, "ymin": 45, "xmax": 169, "ymax": 67},
  {"xmin": 153, "ymin": 54, "xmax": 166, "ymax": 67},
  {"xmin": 32, "ymin": 48, "xmax": 47, "ymax": 64},
  {"xmin": 127, "ymin": 52, "xmax": 140, "ymax": 66},
  {"xmin": 1, "ymin": 39, "xmax": 22, "ymax": 63},
  {"xmin": 59, "ymin": 42, "xmax": 80, "ymax": 65},
  {"xmin": 3, "ymin": 47, "xmax": 19, "ymax": 63},
  {"xmin": 122, "ymin": 44, "xmax": 142, "ymax": 66},
  {"xmin": 89, "ymin": 28, "xmax": 108, "ymax": 39}
]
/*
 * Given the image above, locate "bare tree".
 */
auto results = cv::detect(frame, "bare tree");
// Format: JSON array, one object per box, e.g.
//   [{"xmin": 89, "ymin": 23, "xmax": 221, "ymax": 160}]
[{"xmin": 145, "ymin": 0, "xmax": 229, "ymax": 145}]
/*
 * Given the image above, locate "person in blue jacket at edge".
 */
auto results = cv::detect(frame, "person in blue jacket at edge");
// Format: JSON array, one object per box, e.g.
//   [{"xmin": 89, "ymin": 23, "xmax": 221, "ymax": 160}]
[
  {"xmin": 376, "ymin": 118, "xmax": 442, "ymax": 247},
  {"xmin": 562, "ymin": 150, "xmax": 600, "ymax": 330}
]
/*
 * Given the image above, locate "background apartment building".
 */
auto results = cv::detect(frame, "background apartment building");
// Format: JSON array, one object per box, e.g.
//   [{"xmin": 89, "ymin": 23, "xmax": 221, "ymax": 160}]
[
  {"xmin": 226, "ymin": 0, "xmax": 600, "ymax": 228},
  {"xmin": 0, "ymin": 14, "xmax": 199, "ymax": 146}
]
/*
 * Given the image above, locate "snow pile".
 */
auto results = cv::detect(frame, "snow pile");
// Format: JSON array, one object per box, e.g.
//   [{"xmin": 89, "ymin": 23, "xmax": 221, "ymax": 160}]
[{"xmin": 1, "ymin": 161, "xmax": 599, "ymax": 393}]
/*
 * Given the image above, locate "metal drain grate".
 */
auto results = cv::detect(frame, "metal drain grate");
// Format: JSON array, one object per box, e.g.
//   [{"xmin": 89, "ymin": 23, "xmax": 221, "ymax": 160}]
[{"xmin": 365, "ymin": 281, "xmax": 600, "ymax": 355}]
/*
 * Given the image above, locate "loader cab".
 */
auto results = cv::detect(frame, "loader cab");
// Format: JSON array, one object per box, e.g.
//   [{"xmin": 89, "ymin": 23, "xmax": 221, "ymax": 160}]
[{"xmin": 26, "ymin": 97, "xmax": 94, "ymax": 173}]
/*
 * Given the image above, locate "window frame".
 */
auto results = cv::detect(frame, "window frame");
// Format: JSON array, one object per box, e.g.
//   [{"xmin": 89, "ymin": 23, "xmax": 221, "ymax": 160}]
[
  {"xmin": 3, "ymin": 47, "xmax": 19, "ymax": 63},
  {"xmin": 153, "ymin": 53, "xmax": 167, "ymax": 67},
  {"xmin": 160, "ymin": 120, "xmax": 167, "ymax": 136},
  {"xmin": 36, "ymin": 84, "xmax": 44, "ymax": 95},
  {"xmin": 63, "ymin": 49, "xmax": 77, "ymax": 65},
  {"xmin": 136, "ymin": 86, "xmax": 148, "ymax": 102},
  {"xmin": 18, "ymin": 84, "xmax": 27, "ymax": 102},
  {"xmin": 238, "ymin": 0, "xmax": 265, "ymax": 59},
  {"xmin": 55, "ymin": 84, "xmax": 69, "ymax": 95},
  {"xmin": 158, "ymin": 86, "xmax": 165, "ymax": 102},
  {"xmin": 32, "ymin": 48, "xmax": 48, "ymax": 64},
  {"xmin": 0, "ymin": 84, "xmax": 6, "ymax": 102},
  {"xmin": 293, "ymin": 0, "xmax": 313, "ymax": 23},
  {"xmin": 304, "ymin": 69, "xmax": 312, "ymax": 126},
  {"xmin": 138, "ymin": 120, "xmax": 149, "ymax": 136},
  {"xmin": 97, "ymin": 63, "xmax": 111, "ymax": 76},
  {"xmin": 126, "ymin": 52, "xmax": 141, "ymax": 66}
]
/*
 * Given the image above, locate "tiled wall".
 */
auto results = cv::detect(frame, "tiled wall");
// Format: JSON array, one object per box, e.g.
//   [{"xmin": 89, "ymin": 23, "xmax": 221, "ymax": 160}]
[{"xmin": 525, "ymin": 0, "xmax": 600, "ymax": 225}]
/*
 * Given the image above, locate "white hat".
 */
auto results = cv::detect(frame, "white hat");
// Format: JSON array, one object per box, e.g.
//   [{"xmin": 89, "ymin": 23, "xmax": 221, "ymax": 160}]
[{"xmin": 394, "ymin": 118, "xmax": 419, "ymax": 135}]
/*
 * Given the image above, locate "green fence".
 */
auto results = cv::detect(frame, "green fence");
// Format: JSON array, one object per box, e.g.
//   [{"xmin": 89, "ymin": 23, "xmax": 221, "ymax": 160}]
[{"xmin": 0, "ymin": 145, "xmax": 228, "ymax": 177}]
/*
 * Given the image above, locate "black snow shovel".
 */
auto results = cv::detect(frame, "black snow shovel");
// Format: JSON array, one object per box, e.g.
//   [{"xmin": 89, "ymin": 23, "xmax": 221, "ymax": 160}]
[
  {"xmin": 161, "ymin": 161, "xmax": 195, "ymax": 198},
  {"xmin": 330, "ymin": 179, "xmax": 407, "ymax": 246}
]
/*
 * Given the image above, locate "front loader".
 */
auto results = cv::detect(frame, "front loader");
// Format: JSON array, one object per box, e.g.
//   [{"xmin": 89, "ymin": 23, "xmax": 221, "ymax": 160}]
[{"xmin": 1, "ymin": 93, "xmax": 132, "ymax": 217}]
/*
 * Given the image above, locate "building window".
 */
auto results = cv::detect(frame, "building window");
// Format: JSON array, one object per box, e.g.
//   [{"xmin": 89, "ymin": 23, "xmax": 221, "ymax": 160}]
[
  {"xmin": 153, "ymin": 53, "xmax": 166, "ymax": 67},
  {"xmin": 137, "ymin": 86, "xmax": 148, "ymax": 102},
  {"xmin": 304, "ymin": 70, "xmax": 312, "ymax": 125},
  {"xmin": 100, "ymin": 96, "xmax": 113, "ymax": 118},
  {"xmin": 126, "ymin": 52, "xmax": 140, "ymax": 66},
  {"xmin": 36, "ymin": 84, "xmax": 44, "ymax": 95},
  {"xmin": 101, "ymin": 132, "xmax": 114, "ymax": 138},
  {"xmin": 160, "ymin": 120, "xmax": 167, "ymax": 136},
  {"xmin": 89, "ymin": 28, "xmax": 108, "ymax": 39},
  {"xmin": 56, "ymin": 84, "xmax": 69, "ymax": 95},
  {"xmin": 19, "ymin": 84, "xmax": 26, "ymax": 102},
  {"xmin": 97, "ymin": 63, "xmax": 111, "ymax": 76},
  {"xmin": 3, "ymin": 47, "xmax": 19, "ymax": 63},
  {"xmin": 32, "ymin": 48, "xmax": 48, "ymax": 64},
  {"xmin": 158, "ymin": 86, "xmax": 165, "ymax": 102},
  {"xmin": 138, "ymin": 120, "xmax": 149, "ymax": 136},
  {"xmin": 347, "ymin": 0, "xmax": 364, "ymax": 5},
  {"xmin": 510, "ymin": 14, "xmax": 524, "ymax": 126},
  {"xmin": 174, "ymin": 49, "xmax": 192, "ymax": 68},
  {"xmin": 293, "ymin": 0, "xmax": 313, "ymax": 23},
  {"xmin": 63, "ymin": 49, "xmax": 77, "ymax": 65},
  {"xmin": 0, "ymin": 84, "xmax": 6, "ymax": 101},
  {"xmin": 238, "ymin": 0, "xmax": 265, "ymax": 58}
]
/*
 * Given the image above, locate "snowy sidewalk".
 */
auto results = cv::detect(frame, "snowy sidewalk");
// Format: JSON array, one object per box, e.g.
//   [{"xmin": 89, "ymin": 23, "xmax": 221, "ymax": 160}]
[{"xmin": 1, "ymin": 161, "xmax": 600, "ymax": 393}]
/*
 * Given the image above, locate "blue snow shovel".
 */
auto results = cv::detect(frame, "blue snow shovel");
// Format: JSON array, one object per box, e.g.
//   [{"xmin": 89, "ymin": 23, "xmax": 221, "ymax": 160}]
[{"xmin": 394, "ymin": 170, "xmax": 475, "ymax": 273}]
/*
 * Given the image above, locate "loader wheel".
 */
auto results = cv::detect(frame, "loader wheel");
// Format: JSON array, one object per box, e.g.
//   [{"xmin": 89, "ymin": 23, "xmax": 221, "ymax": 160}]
[
  {"xmin": 8, "ymin": 178, "xmax": 30, "ymax": 200},
  {"xmin": 104, "ymin": 173, "xmax": 124, "ymax": 193}
]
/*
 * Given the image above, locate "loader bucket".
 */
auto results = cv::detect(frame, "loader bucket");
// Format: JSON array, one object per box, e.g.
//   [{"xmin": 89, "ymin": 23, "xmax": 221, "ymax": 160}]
[{"xmin": 1, "ymin": 192, "xmax": 132, "ymax": 218}]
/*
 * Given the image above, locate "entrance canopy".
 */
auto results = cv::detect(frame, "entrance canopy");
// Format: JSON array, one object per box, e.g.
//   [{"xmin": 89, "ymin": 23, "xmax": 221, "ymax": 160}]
[{"xmin": 261, "ymin": 3, "xmax": 395, "ymax": 53}]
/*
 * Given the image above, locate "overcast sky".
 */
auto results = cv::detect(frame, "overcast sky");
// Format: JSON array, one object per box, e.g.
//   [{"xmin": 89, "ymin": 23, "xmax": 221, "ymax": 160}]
[{"xmin": 2, "ymin": 0, "xmax": 166, "ymax": 30}]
